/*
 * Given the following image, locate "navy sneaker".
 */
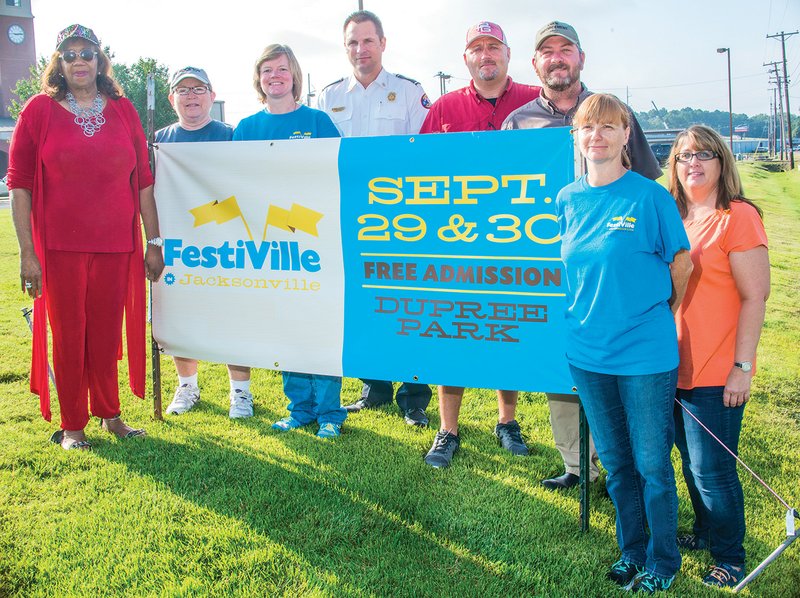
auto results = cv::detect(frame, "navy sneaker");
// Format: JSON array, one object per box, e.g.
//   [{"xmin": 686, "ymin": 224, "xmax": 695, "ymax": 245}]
[
  {"xmin": 494, "ymin": 420, "xmax": 529, "ymax": 456},
  {"xmin": 630, "ymin": 571, "xmax": 675, "ymax": 594},
  {"xmin": 424, "ymin": 430, "xmax": 460, "ymax": 468},
  {"xmin": 607, "ymin": 558, "xmax": 644, "ymax": 588},
  {"xmin": 703, "ymin": 563, "xmax": 744, "ymax": 588}
]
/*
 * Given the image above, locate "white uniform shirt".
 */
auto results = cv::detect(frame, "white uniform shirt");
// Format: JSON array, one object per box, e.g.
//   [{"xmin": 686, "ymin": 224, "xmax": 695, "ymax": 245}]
[{"xmin": 316, "ymin": 68, "xmax": 431, "ymax": 137}]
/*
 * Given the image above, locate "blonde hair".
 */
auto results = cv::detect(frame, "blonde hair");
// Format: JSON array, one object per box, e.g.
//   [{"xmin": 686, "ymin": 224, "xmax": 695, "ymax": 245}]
[
  {"xmin": 667, "ymin": 125, "xmax": 762, "ymax": 218},
  {"xmin": 573, "ymin": 93, "xmax": 631, "ymax": 169},
  {"xmin": 253, "ymin": 44, "xmax": 303, "ymax": 103}
]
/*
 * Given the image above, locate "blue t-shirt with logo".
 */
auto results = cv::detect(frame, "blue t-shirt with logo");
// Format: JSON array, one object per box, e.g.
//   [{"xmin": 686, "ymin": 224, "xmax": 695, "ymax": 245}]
[
  {"xmin": 155, "ymin": 119, "xmax": 233, "ymax": 143},
  {"xmin": 555, "ymin": 170, "xmax": 690, "ymax": 375},
  {"xmin": 233, "ymin": 105, "xmax": 340, "ymax": 141}
]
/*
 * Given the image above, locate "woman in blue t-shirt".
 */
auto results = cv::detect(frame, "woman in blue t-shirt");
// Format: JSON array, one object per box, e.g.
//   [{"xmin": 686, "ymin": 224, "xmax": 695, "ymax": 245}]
[
  {"xmin": 555, "ymin": 94, "xmax": 693, "ymax": 594},
  {"xmin": 233, "ymin": 44, "xmax": 345, "ymax": 439}
]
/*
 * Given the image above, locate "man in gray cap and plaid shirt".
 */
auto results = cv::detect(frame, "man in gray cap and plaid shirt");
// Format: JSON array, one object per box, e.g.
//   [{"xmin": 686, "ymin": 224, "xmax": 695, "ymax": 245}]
[{"xmin": 503, "ymin": 20, "xmax": 661, "ymax": 491}]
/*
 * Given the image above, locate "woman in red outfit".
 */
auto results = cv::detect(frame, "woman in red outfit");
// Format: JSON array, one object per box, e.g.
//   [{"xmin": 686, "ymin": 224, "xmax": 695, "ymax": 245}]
[{"xmin": 8, "ymin": 24, "xmax": 164, "ymax": 450}]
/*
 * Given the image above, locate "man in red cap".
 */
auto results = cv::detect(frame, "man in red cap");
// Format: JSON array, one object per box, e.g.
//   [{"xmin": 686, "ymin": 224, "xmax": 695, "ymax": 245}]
[
  {"xmin": 419, "ymin": 22, "xmax": 541, "ymax": 468},
  {"xmin": 420, "ymin": 21, "xmax": 540, "ymax": 133}
]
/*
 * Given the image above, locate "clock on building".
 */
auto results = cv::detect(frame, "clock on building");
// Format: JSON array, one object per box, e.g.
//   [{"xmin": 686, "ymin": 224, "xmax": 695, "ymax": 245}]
[{"xmin": 8, "ymin": 24, "xmax": 25, "ymax": 44}]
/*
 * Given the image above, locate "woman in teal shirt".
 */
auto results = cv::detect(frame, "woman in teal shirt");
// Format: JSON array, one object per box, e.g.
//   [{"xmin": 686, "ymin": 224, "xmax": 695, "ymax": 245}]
[{"xmin": 555, "ymin": 94, "xmax": 693, "ymax": 594}]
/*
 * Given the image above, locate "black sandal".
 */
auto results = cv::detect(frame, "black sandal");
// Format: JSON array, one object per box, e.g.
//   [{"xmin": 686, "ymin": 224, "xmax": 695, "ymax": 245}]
[
  {"xmin": 99, "ymin": 416, "xmax": 146, "ymax": 439},
  {"xmin": 49, "ymin": 429, "xmax": 92, "ymax": 451}
]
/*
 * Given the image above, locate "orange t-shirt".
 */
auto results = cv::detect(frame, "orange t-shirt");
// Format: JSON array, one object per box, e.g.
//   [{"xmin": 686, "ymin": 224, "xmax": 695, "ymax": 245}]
[{"xmin": 676, "ymin": 200, "xmax": 768, "ymax": 389}]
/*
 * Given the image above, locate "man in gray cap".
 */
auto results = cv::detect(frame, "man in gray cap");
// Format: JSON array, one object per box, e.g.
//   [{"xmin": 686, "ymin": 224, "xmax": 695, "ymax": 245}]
[
  {"xmin": 156, "ymin": 67, "xmax": 255, "ymax": 420},
  {"xmin": 504, "ymin": 21, "xmax": 661, "ymax": 490}
]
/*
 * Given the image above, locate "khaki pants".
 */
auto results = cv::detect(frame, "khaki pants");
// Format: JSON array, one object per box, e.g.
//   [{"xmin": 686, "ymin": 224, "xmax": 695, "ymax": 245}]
[{"xmin": 547, "ymin": 393, "xmax": 600, "ymax": 481}]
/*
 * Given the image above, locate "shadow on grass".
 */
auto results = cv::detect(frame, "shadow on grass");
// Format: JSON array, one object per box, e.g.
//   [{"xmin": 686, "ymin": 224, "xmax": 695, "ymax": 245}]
[{"xmin": 95, "ymin": 417, "xmax": 621, "ymax": 596}]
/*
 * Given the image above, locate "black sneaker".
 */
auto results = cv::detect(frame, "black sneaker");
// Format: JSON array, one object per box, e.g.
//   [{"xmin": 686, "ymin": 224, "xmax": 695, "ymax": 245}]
[
  {"xmin": 607, "ymin": 558, "xmax": 644, "ymax": 588},
  {"xmin": 424, "ymin": 430, "xmax": 460, "ymax": 468},
  {"xmin": 343, "ymin": 383, "xmax": 392, "ymax": 412},
  {"xmin": 403, "ymin": 408, "xmax": 429, "ymax": 428},
  {"xmin": 494, "ymin": 420, "xmax": 529, "ymax": 456},
  {"xmin": 676, "ymin": 533, "xmax": 707, "ymax": 550}
]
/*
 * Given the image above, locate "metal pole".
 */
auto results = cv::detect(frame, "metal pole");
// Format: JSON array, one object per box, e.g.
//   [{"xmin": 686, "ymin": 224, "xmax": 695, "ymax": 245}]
[
  {"xmin": 579, "ymin": 401, "xmax": 590, "ymax": 532},
  {"xmin": 146, "ymin": 73, "xmax": 163, "ymax": 421},
  {"xmin": 21, "ymin": 307, "xmax": 56, "ymax": 387},
  {"xmin": 733, "ymin": 508, "xmax": 798, "ymax": 593},
  {"xmin": 717, "ymin": 48, "xmax": 733, "ymax": 152}
]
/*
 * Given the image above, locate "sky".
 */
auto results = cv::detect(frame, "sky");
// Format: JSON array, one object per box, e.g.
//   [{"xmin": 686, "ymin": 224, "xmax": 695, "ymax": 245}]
[{"xmin": 27, "ymin": 0, "xmax": 800, "ymax": 127}]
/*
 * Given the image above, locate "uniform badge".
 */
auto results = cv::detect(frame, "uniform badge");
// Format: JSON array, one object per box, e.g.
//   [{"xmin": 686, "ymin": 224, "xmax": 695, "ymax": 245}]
[
  {"xmin": 387, "ymin": 91, "xmax": 397, "ymax": 102},
  {"xmin": 332, "ymin": 106, "xmax": 345, "ymax": 112},
  {"xmin": 421, "ymin": 94, "xmax": 432, "ymax": 109}
]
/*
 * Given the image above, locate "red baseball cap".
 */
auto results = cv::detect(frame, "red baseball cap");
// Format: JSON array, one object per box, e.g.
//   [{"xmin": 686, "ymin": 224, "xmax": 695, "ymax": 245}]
[{"xmin": 465, "ymin": 21, "xmax": 508, "ymax": 50}]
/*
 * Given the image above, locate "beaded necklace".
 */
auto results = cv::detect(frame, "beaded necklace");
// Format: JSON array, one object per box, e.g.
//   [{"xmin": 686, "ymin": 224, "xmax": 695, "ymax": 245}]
[{"xmin": 66, "ymin": 91, "xmax": 106, "ymax": 137}]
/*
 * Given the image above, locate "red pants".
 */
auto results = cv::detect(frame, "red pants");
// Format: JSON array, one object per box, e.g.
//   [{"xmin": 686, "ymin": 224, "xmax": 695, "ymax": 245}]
[{"xmin": 45, "ymin": 249, "xmax": 130, "ymax": 430}]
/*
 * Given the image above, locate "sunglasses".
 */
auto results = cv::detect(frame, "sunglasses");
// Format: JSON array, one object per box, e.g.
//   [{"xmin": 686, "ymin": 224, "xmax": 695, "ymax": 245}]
[
  {"xmin": 60, "ymin": 49, "xmax": 98, "ymax": 63},
  {"xmin": 173, "ymin": 86, "xmax": 210, "ymax": 96},
  {"xmin": 675, "ymin": 150, "xmax": 718, "ymax": 163}
]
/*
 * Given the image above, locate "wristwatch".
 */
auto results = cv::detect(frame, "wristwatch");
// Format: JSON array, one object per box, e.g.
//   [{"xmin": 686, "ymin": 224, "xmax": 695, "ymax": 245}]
[
  {"xmin": 147, "ymin": 236, "xmax": 164, "ymax": 247},
  {"xmin": 734, "ymin": 361, "xmax": 753, "ymax": 372}
]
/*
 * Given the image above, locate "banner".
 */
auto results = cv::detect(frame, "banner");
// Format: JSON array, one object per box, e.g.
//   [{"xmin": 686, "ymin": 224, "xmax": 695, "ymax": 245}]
[{"xmin": 153, "ymin": 127, "xmax": 578, "ymax": 393}]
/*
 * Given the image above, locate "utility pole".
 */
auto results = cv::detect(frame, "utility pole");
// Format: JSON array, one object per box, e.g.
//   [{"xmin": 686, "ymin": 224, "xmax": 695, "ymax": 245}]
[
  {"xmin": 767, "ymin": 30, "xmax": 798, "ymax": 168},
  {"xmin": 434, "ymin": 71, "xmax": 451, "ymax": 97},
  {"xmin": 717, "ymin": 48, "xmax": 733, "ymax": 153},
  {"xmin": 765, "ymin": 62, "xmax": 786, "ymax": 160},
  {"xmin": 306, "ymin": 73, "xmax": 315, "ymax": 107}
]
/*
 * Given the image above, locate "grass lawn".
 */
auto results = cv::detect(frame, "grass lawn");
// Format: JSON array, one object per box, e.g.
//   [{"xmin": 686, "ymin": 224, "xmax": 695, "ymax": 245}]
[{"xmin": 0, "ymin": 162, "xmax": 798, "ymax": 597}]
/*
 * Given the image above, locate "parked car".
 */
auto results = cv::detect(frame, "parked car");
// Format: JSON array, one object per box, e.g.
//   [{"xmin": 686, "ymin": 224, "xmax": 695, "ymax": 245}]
[
  {"xmin": 0, "ymin": 176, "xmax": 9, "ymax": 199},
  {"xmin": 649, "ymin": 143, "xmax": 672, "ymax": 167}
]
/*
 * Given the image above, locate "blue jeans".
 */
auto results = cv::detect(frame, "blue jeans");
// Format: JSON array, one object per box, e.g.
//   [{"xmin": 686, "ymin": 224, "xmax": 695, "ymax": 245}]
[
  {"xmin": 674, "ymin": 386, "xmax": 746, "ymax": 566},
  {"xmin": 570, "ymin": 365, "xmax": 681, "ymax": 578},
  {"xmin": 282, "ymin": 372, "xmax": 346, "ymax": 426}
]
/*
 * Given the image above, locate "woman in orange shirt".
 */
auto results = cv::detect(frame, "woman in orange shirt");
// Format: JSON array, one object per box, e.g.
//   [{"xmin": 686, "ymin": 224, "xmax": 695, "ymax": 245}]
[{"xmin": 668, "ymin": 125, "xmax": 770, "ymax": 588}]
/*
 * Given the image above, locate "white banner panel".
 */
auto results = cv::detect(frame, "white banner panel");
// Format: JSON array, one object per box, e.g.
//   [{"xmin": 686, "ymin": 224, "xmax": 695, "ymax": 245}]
[{"xmin": 152, "ymin": 139, "xmax": 345, "ymax": 375}]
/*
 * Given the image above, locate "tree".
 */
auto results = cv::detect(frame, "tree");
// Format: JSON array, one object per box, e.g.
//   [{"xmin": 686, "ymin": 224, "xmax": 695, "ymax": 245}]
[
  {"xmin": 8, "ymin": 57, "xmax": 48, "ymax": 120},
  {"xmin": 113, "ymin": 57, "xmax": 175, "ymax": 132},
  {"xmin": 6, "ymin": 49, "xmax": 176, "ymax": 133}
]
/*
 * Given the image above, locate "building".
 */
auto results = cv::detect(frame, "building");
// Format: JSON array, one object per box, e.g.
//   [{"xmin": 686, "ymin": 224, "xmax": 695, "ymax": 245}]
[{"xmin": 1, "ymin": 0, "xmax": 36, "ymax": 176}]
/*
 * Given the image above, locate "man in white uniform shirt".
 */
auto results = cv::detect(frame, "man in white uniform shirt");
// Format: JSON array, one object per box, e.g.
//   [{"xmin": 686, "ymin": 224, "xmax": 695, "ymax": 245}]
[
  {"xmin": 317, "ymin": 10, "xmax": 433, "ymax": 426},
  {"xmin": 317, "ymin": 10, "xmax": 431, "ymax": 137}
]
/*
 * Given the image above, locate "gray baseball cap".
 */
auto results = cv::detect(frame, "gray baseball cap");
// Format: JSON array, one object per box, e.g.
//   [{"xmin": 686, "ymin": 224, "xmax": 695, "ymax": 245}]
[
  {"xmin": 535, "ymin": 21, "xmax": 581, "ymax": 51},
  {"xmin": 169, "ymin": 66, "xmax": 212, "ymax": 90}
]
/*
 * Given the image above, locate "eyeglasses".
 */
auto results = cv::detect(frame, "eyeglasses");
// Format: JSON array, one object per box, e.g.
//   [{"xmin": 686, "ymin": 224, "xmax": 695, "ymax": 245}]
[
  {"xmin": 59, "ymin": 49, "xmax": 98, "ymax": 63},
  {"xmin": 173, "ymin": 86, "xmax": 210, "ymax": 96},
  {"xmin": 674, "ymin": 150, "xmax": 718, "ymax": 163}
]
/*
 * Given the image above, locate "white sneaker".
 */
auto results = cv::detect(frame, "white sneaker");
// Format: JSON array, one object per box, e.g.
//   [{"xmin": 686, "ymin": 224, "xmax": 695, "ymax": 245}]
[
  {"xmin": 166, "ymin": 384, "xmax": 200, "ymax": 415},
  {"xmin": 229, "ymin": 389, "xmax": 254, "ymax": 419}
]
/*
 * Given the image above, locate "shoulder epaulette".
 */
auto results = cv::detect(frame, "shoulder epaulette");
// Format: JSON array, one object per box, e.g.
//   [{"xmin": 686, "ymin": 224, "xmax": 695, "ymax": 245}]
[
  {"xmin": 321, "ymin": 77, "xmax": 346, "ymax": 91},
  {"xmin": 394, "ymin": 73, "xmax": 421, "ymax": 86}
]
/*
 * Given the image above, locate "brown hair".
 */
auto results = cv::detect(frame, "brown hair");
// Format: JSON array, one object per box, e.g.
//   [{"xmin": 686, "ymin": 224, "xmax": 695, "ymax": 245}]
[
  {"xmin": 667, "ymin": 125, "xmax": 762, "ymax": 219},
  {"xmin": 41, "ymin": 44, "xmax": 122, "ymax": 101},
  {"xmin": 343, "ymin": 10, "xmax": 384, "ymax": 39},
  {"xmin": 572, "ymin": 93, "xmax": 632, "ymax": 169},
  {"xmin": 253, "ymin": 44, "xmax": 302, "ymax": 103}
]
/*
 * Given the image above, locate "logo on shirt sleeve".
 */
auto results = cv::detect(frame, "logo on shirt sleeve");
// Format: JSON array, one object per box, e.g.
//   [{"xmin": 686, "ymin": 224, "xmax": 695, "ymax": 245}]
[
  {"xmin": 606, "ymin": 215, "xmax": 637, "ymax": 232},
  {"xmin": 421, "ymin": 93, "xmax": 432, "ymax": 109}
]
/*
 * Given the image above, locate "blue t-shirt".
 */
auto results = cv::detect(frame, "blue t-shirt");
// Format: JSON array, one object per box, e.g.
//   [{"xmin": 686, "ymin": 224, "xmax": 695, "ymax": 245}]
[
  {"xmin": 555, "ymin": 170, "xmax": 690, "ymax": 375},
  {"xmin": 233, "ymin": 105, "xmax": 340, "ymax": 141},
  {"xmin": 155, "ymin": 119, "xmax": 233, "ymax": 143}
]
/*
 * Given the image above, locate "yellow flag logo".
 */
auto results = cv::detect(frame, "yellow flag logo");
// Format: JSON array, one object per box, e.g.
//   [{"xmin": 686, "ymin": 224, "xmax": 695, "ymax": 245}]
[{"xmin": 189, "ymin": 197, "xmax": 323, "ymax": 242}]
